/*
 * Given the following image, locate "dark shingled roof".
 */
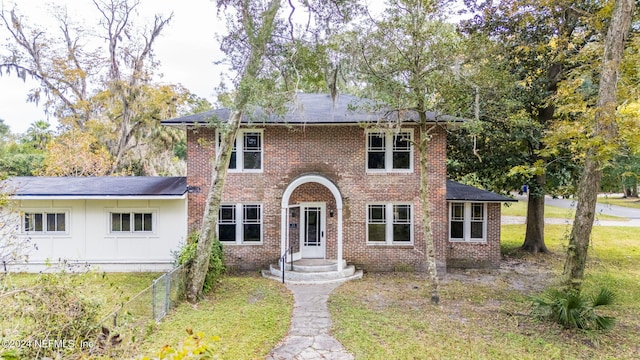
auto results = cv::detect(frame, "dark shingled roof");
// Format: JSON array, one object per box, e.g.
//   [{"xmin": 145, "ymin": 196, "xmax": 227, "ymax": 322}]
[
  {"xmin": 6, "ymin": 177, "xmax": 187, "ymax": 197},
  {"xmin": 446, "ymin": 180, "xmax": 516, "ymax": 202},
  {"xmin": 162, "ymin": 93, "xmax": 463, "ymax": 126}
]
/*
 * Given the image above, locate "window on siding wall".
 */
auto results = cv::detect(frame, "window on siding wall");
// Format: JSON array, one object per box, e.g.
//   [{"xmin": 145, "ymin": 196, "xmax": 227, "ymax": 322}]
[
  {"xmin": 367, "ymin": 203, "xmax": 413, "ymax": 244},
  {"xmin": 449, "ymin": 202, "xmax": 487, "ymax": 242},
  {"xmin": 23, "ymin": 212, "xmax": 67, "ymax": 233},
  {"xmin": 366, "ymin": 130, "xmax": 413, "ymax": 172},
  {"xmin": 111, "ymin": 212, "xmax": 154, "ymax": 233},
  {"xmin": 218, "ymin": 204, "xmax": 263, "ymax": 244},
  {"xmin": 218, "ymin": 130, "xmax": 263, "ymax": 172}
]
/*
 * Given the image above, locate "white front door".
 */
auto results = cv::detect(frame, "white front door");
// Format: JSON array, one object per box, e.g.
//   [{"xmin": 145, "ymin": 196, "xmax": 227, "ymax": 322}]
[{"xmin": 300, "ymin": 203, "xmax": 326, "ymax": 258}]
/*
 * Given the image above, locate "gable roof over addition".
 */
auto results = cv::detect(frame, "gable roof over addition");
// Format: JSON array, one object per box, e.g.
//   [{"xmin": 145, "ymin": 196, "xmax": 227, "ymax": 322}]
[
  {"xmin": 5, "ymin": 176, "xmax": 188, "ymax": 200},
  {"xmin": 162, "ymin": 93, "xmax": 464, "ymax": 127},
  {"xmin": 446, "ymin": 180, "xmax": 516, "ymax": 203}
]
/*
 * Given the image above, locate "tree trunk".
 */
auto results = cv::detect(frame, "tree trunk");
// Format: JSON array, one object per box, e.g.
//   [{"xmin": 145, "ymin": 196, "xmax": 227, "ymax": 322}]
[
  {"xmin": 185, "ymin": 111, "xmax": 241, "ymax": 302},
  {"xmin": 563, "ymin": 0, "xmax": 634, "ymax": 291},
  {"xmin": 185, "ymin": 0, "xmax": 282, "ymax": 302},
  {"xmin": 419, "ymin": 123, "xmax": 439, "ymax": 305},
  {"xmin": 522, "ymin": 173, "xmax": 549, "ymax": 253},
  {"xmin": 622, "ymin": 182, "xmax": 629, "ymax": 198}
]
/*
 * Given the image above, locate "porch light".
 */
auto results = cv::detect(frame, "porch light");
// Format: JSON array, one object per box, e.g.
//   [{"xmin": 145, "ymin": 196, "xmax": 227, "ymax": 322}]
[{"xmin": 329, "ymin": 209, "xmax": 334, "ymax": 217}]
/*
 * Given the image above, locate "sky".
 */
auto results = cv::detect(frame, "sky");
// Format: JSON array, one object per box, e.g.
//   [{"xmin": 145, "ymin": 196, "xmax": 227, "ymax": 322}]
[{"xmin": 0, "ymin": 0, "xmax": 224, "ymax": 133}]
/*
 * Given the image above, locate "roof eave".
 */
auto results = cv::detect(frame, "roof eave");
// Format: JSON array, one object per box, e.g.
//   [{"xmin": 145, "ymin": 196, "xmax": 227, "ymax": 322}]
[
  {"xmin": 12, "ymin": 194, "xmax": 187, "ymax": 200},
  {"xmin": 446, "ymin": 198, "xmax": 517, "ymax": 203}
]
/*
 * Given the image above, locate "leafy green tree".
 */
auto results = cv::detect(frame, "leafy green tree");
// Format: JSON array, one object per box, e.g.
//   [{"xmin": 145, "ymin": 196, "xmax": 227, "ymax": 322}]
[
  {"xmin": 458, "ymin": 0, "xmax": 609, "ymax": 253},
  {"xmin": 345, "ymin": 0, "xmax": 469, "ymax": 303},
  {"xmin": 23, "ymin": 120, "xmax": 53, "ymax": 150},
  {"xmin": 561, "ymin": 0, "xmax": 635, "ymax": 290},
  {"xmin": 185, "ymin": 0, "xmax": 361, "ymax": 301},
  {"xmin": 0, "ymin": 120, "xmax": 46, "ymax": 176}
]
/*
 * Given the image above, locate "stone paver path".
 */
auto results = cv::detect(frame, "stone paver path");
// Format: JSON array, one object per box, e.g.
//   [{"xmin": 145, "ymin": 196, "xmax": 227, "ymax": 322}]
[{"xmin": 266, "ymin": 282, "xmax": 354, "ymax": 360}]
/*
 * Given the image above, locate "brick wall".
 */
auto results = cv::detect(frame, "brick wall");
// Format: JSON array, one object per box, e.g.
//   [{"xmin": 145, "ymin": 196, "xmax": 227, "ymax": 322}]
[
  {"xmin": 186, "ymin": 124, "xmax": 462, "ymax": 271},
  {"xmin": 445, "ymin": 202, "xmax": 501, "ymax": 269}
]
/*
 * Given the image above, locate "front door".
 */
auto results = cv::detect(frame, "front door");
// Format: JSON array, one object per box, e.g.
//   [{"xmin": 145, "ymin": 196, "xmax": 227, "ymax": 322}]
[{"xmin": 300, "ymin": 203, "xmax": 325, "ymax": 258}]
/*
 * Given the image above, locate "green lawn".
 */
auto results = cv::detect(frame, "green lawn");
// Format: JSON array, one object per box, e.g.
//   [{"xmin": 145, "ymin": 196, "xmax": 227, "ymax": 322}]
[
  {"xmin": 502, "ymin": 200, "xmax": 625, "ymax": 221},
  {"xmin": 0, "ymin": 271, "xmax": 160, "ymax": 320},
  {"xmin": 1, "ymin": 272, "xmax": 292, "ymax": 359},
  {"xmin": 139, "ymin": 274, "xmax": 293, "ymax": 360},
  {"xmin": 329, "ymin": 225, "xmax": 640, "ymax": 359},
  {"xmin": 597, "ymin": 195, "xmax": 640, "ymax": 209}
]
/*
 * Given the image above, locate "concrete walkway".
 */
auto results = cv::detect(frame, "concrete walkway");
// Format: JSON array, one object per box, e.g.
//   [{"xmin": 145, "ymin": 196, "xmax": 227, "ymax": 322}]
[{"xmin": 266, "ymin": 282, "xmax": 354, "ymax": 360}]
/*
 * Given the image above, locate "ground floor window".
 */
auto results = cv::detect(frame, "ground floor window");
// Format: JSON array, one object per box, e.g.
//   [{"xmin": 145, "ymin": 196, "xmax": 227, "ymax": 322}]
[
  {"xmin": 110, "ymin": 212, "xmax": 154, "ymax": 233},
  {"xmin": 219, "ymin": 204, "xmax": 262, "ymax": 244},
  {"xmin": 367, "ymin": 203, "xmax": 413, "ymax": 244},
  {"xmin": 449, "ymin": 202, "xmax": 486, "ymax": 242},
  {"xmin": 23, "ymin": 211, "xmax": 67, "ymax": 234}
]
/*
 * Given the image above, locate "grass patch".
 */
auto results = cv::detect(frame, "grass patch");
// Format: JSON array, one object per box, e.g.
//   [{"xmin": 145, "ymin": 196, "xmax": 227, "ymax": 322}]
[
  {"xmin": 330, "ymin": 225, "xmax": 640, "ymax": 359},
  {"xmin": 139, "ymin": 274, "xmax": 293, "ymax": 359},
  {"xmin": 0, "ymin": 272, "xmax": 159, "ymax": 319},
  {"xmin": 597, "ymin": 195, "xmax": 640, "ymax": 209},
  {"xmin": 502, "ymin": 201, "xmax": 625, "ymax": 221}
]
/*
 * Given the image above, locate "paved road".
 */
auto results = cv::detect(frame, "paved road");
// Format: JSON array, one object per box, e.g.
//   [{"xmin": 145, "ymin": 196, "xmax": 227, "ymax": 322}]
[
  {"xmin": 511, "ymin": 194, "xmax": 640, "ymax": 227},
  {"xmin": 544, "ymin": 196, "xmax": 640, "ymax": 219}
]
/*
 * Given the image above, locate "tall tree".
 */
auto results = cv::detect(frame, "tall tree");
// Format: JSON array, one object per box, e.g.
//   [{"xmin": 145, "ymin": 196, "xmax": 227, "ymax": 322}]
[
  {"xmin": 185, "ymin": 0, "xmax": 361, "ymax": 301},
  {"xmin": 348, "ymin": 0, "xmax": 466, "ymax": 304},
  {"xmin": 185, "ymin": 0, "xmax": 283, "ymax": 301},
  {"xmin": 459, "ymin": 0, "xmax": 607, "ymax": 253},
  {"xmin": 0, "ymin": 0, "xmax": 187, "ymax": 175},
  {"xmin": 563, "ymin": 0, "xmax": 635, "ymax": 290}
]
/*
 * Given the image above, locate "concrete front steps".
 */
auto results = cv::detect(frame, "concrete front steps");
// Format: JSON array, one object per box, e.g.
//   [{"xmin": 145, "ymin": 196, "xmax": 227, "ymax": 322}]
[{"xmin": 262, "ymin": 259, "xmax": 363, "ymax": 284}]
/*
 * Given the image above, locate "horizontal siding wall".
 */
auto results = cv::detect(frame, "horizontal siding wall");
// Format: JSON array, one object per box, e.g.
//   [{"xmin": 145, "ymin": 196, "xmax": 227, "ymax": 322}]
[{"xmin": 9, "ymin": 198, "xmax": 187, "ymax": 272}]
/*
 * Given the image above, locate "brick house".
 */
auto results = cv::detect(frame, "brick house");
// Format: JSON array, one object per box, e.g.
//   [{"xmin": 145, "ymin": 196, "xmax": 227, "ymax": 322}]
[{"xmin": 163, "ymin": 93, "xmax": 514, "ymax": 275}]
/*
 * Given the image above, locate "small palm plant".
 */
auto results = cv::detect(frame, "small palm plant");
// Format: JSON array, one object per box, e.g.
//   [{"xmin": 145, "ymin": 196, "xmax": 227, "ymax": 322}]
[{"xmin": 531, "ymin": 287, "xmax": 616, "ymax": 330}]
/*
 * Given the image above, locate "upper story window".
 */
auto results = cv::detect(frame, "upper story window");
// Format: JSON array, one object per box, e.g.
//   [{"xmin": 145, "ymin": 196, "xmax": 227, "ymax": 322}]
[
  {"xmin": 449, "ymin": 202, "xmax": 486, "ymax": 242},
  {"xmin": 366, "ymin": 129, "xmax": 413, "ymax": 173},
  {"xmin": 367, "ymin": 203, "xmax": 413, "ymax": 244},
  {"xmin": 110, "ymin": 212, "xmax": 154, "ymax": 233},
  {"xmin": 219, "ymin": 204, "xmax": 263, "ymax": 244},
  {"xmin": 219, "ymin": 129, "xmax": 263, "ymax": 172},
  {"xmin": 23, "ymin": 211, "xmax": 68, "ymax": 234}
]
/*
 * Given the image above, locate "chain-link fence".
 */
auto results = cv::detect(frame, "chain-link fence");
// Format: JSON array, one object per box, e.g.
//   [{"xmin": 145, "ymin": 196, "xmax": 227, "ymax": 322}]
[{"xmin": 98, "ymin": 266, "xmax": 186, "ymax": 355}]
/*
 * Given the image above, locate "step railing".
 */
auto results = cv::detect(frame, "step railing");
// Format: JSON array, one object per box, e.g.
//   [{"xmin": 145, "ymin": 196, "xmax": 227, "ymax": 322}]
[{"xmin": 279, "ymin": 246, "xmax": 293, "ymax": 283}]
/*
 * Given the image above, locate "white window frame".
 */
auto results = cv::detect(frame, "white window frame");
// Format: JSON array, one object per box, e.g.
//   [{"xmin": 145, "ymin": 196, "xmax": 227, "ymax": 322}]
[
  {"xmin": 218, "ymin": 203, "xmax": 263, "ymax": 245},
  {"xmin": 365, "ymin": 129, "xmax": 414, "ymax": 173},
  {"xmin": 21, "ymin": 210, "xmax": 69, "ymax": 235},
  {"xmin": 366, "ymin": 203, "xmax": 414, "ymax": 245},
  {"xmin": 108, "ymin": 210, "xmax": 157, "ymax": 234},
  {"xmin": 217, "ymin": 129, "xmax": 264, "ymax": 173},
  {"xmin": 448, "ymin": 202, "xmax": 487, "ymax": 243}
]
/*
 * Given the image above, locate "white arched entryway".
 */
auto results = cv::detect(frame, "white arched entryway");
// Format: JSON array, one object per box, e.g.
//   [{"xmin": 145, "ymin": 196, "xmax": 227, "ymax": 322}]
[{"xmin": 280, "ymin": 174, "xmax": 344, "ymax": 271}]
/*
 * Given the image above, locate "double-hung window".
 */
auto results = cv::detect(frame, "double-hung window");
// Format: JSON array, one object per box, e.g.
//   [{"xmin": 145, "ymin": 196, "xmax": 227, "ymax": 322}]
[
  {"xmin": 366, "ymin": 130, "xmax": 413, "ymax": 172},
  {"xmin": 449, "ymin": 202, "xmax": 486, "ymax": 242},
  {"xmin": 23, "ymin": 211, "xmax": 67, "ymax": 234},
  {"xmin": 367, "ymin": 203, "xmax": 413, "ymax": 244},
  {"xmin": 111, "ymin": 212, "xmax": 154, "ymax": 233},
  {"xmin": 218, "ymin": 204, "xmax": 262, "ymax": 244},
  {"xmin": 219, "ymin": 130, "xmax": 263, "ymax": 172}
]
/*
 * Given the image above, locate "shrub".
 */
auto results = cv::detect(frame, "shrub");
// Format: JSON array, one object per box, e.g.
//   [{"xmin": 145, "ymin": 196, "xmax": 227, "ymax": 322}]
[
  {"xmin": 531, "ymin": 287, "xmax": 616, "ymax": 330},
  {"xmin": 177, "ymin": 232, "xmax": 225, "ymax": 294},
  {"xmin": 1, "ymin": 272, "xmax": 102, "ymax": 359}
]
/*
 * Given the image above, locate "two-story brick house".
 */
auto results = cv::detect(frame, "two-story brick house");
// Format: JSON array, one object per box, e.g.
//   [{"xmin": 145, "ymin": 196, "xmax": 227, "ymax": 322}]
[{"xmin": 163, "ymin": 93, "xmax": 514, "ymax": 277}]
